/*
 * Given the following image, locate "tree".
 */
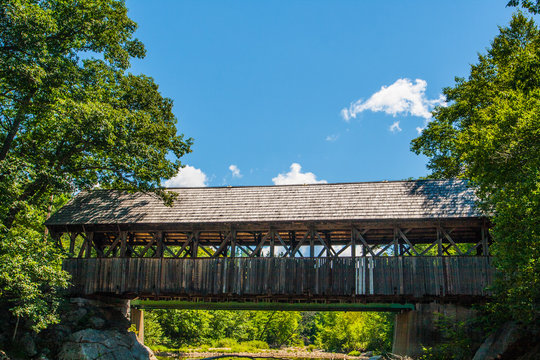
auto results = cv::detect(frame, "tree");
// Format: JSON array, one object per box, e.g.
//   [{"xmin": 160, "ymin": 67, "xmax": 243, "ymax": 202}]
[
  {"xmin": 411, "ymin": 13, "xmax": 540, "ymax": 329},
  {"xmin": 0, "ymin": 0, "xmax": 192, "ymax": 333},
  {"xmin": 316, "ymin": 312, "xmax": 393, "ymax": 353}
]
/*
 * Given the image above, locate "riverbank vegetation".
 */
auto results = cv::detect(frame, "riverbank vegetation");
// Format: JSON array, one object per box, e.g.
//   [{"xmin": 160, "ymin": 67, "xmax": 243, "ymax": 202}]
[{"xmin": 141, "ymin": 310, "xmax": 394, "ymax": 354}]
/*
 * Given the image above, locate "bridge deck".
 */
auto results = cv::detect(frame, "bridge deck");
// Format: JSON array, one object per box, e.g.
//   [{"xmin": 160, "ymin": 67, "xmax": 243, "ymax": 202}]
[{"xmin": 63, "ymin": 256, "xmax": 493, "ymax": 304}]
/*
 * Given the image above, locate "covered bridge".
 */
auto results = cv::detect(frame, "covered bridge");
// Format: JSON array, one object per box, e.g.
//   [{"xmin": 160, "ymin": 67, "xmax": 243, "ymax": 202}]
[{"xmin": 46, "ymin": 179, "xmax": 493, "ymax": 304}]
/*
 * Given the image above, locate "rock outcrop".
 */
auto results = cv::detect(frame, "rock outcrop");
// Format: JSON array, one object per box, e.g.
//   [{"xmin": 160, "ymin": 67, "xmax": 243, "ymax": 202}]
[
  {"xmin": 472, "ymin": 322, "xmax": 520, "ymax": 360},
  {"xmin": 0, "ymin": 297, "xmax": 156, "ymax": 360},
  {"xmin": 59, "ymin": 329, "xmax": 156, "ymax": 360}
]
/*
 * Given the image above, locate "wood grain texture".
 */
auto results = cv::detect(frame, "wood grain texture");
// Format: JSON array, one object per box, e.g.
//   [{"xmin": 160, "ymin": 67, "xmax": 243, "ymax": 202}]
[{"xmin": 62, "ymin": 256, "xmax": 494, "ymax": 302}]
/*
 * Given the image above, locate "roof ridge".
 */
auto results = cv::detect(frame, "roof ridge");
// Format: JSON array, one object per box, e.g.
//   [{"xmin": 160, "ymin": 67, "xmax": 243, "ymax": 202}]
[{"xmin": 123, "ymin": 178, "xmax": 465, "ymax": 191}]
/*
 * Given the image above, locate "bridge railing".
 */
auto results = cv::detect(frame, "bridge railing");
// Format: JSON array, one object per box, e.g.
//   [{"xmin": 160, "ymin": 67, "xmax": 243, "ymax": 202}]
[{"xmin": 63, "ymin": 256, "xmax": 493, "ymax": 301}]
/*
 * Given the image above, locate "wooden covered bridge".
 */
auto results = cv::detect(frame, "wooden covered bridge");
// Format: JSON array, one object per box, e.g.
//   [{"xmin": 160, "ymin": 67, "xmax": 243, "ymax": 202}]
[{"xmin": 46, "ymin": 179, "xmax": 493, "ymax": 304}]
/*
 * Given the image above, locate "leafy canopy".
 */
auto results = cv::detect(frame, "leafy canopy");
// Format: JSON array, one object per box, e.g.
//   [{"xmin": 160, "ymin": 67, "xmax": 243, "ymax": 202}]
[
  {"xmin": 0, "ymin": 0, "xmax": 192, "ymax": 332},
  {"xmin": 411, "ymin": 13, "xmax": 540, "ymax": 327}
]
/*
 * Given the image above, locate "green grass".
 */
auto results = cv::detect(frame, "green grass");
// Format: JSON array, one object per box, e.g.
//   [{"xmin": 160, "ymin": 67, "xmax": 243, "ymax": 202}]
[{"xmin": 150, "ymin": 339, "xmax": 270, "ymax": 354}]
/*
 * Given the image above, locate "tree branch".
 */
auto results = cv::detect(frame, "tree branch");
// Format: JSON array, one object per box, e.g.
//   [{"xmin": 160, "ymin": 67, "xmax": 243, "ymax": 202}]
[{"xmin": 0, "ymin": 90, "xmax": 35, "ymax": 161}]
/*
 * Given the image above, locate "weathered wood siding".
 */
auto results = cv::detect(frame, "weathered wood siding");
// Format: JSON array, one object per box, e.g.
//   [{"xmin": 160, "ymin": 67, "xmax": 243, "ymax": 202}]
[{"xmin": 63, "ymin": 257, "xmax": 493, "ymax": 301}]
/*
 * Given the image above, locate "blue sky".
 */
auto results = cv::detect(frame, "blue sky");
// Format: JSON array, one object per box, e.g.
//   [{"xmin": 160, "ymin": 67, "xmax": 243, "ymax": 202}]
[{"xmin": 126, "ymin": 0, "xmax": 516, "ymax": 187}]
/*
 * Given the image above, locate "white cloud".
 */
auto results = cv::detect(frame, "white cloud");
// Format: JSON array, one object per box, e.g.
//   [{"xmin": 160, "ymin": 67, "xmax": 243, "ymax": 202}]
[
  {"xmin": 325, "ymin": 134, "xmax": 339, "ymax": 142},
  {"xmin": 340, "ymin": 108, "xmax": 350, "ymax": 122},
  {"xmin": 229, "ymin": 164, "xmax": 242, "ymax": 178},
  {"xmin": 340, "ymin": 78, "xmax": 446, "ymax": 122},
  {"xmin": 389, "ymin": 121, "xmax": 402, "ymax": 133},
  {"xmin": 163, "ymin": 165, "xmax": 208, "ymax": 187},
  {"xmin": 272, "ymin": 163, "xmax": 327, "ymax": 185}
]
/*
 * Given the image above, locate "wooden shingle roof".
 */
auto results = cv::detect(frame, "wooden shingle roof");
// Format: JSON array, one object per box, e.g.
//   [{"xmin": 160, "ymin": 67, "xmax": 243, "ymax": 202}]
[{"xmin": 46, "ymin": 179, "xmax": 482, "ymax": 227}]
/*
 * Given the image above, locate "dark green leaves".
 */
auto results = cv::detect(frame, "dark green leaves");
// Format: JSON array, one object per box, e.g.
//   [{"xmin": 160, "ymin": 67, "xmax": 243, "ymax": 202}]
[
  {"xmin": 0, "ymin": 0, "xmax": 192, "ymax": 333},
  {"xmin": 411, "ymin": 13, "xmax": 540, "ymax": 328}
]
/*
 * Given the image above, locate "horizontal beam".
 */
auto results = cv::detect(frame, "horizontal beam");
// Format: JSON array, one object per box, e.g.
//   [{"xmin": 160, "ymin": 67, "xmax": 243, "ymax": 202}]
[
  {"xmin": 48, "ymin": 218, "xmax": 487, "ymax": 234},
  {"xmin": 131, "ymin": 299, "xmax": 415, "ymax": 312}
]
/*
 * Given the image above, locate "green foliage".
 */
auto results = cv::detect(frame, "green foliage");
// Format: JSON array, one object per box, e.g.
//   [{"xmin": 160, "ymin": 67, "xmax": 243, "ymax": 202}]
[
  {"xmin": 315, "ymin": 312, "xmax": 393, "ymax": 353},
  {"xmin": 0, "ymin": 203, "xmax": 69, "ymax": 331},
  {"xmin": 153, "ymin": 310, "xmax": 213, "ymax": 347},
  {"xmin": 144, "ymin": 309, "xmax": 395, "ymax": 354},
  {"xmin": 0, "ymin": 0, "xmax": 191, "ymax": 335},
  {"xmin": 508, "ymin": 0, "xmax": 540, "ymax": 14},
  {"xmin": 150, "ymin": 310, "xmax": 301, "ymax": 348},
  {"xmin": 411, "ymin": 12, "xmax": 540, "ymax": 329},
  {"xmin": 417, "ymin": 313, "xmax": 481, "ymax": 360},
  {"xmin": 143, "ymin": 310, "xmax": 165, "ymax": 347},
  {"xmin": 253, "ymin": 311, "xmax": 301, "ymax": 347}
]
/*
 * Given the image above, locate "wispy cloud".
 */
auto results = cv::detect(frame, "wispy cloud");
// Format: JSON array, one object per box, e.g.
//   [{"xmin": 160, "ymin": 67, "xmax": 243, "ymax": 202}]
[
  {"xmin": 341, "ymin": 78, "xmax": 445, "ymax": 123},
  {"xmin": 325, "ymin": 134, "xmax": 339, "ymax": 142},
  {"xmin": 163, "ymin": 165, "xmax": 208, "ymax": 187},
  {"xmin": 389, "ymin": 121, "xmax": 402, "ymax": 133},
  {"xmin": 229, "ymin": 164, "xmax": 242, "ymax": 178},
  {"xmin": 272, "ymin": 163, "xmax": 327, "ymax": 185}
]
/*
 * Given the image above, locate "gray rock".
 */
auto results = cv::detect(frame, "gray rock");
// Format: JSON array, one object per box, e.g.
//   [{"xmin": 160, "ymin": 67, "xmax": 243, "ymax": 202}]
[
  {"xmin": 66, "ymin": 307, "xmax": 88, "ymax": 324},
  {"xmin": 362, "ymin": 351, "xmax": 374, "ymax": 357},
  {"xmin": 472, "ymin": 322, "xmax": 519, "ymax": 360},
  {"xmin": 58, "ymin": 329, "xmax": 157, "ymax": 360},
  {"xmin": 368, "ymin": 356, "xmax": 382, "ymax": 360},
  {"xmin": 20, "ymin": 332, "xmax": 37, "ymax": 357},
  {"xmin": 88, "ymin": 316, "xmax": 106, "ymax": 329}
]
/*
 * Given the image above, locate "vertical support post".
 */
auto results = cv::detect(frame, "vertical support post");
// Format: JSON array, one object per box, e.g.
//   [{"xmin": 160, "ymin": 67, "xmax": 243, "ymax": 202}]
[
  {"xmin": 119, "ymin": 231, "xmax": 127, "ymax": 257},
  {"xmin": 190, "ymin": 232, "xmax": 200, "ymax": 258},
  {"xmin": 255, "ymin": 233, "xmax": 262, "ymax": 257},
  {"xmin": 351, "ymin": 228, "xmax": 356, "ymax": 260},
  {"xmin": 269, "ymin": 230, "xmax": 275, "ymax": 257},
  {"xmin": 310, "ymin": 229, "xmax": 315, "ymax": 258},
  {"xmin": 85, "ymin": 232, "xmax": 93, "ymax": 258},
  {"xmin": 289, "ymin": 231, "xmax": 296, "ymax": 258},
  {"xmin": 69, "ymin": 232, "xmax": 77, "ymax": 257},
  {"xmin": 154, "ymin": 231, "xmax": 164, "ymax": 258},
  {"xmin": 131, "ymin": 307, "xmax": 144, "ymax": 344},
  {"xmin": 481, "ymin": 226, "xmax": 489, "ymax": 256},
  {"xmin": 393, "ymin": 228, "xmax": 399, "ymax": 256},
  {"xmin": 230, "ymin": 229, "xmax": 236, "ymax": 257},
  {"xmin": 325, "ymin": 232, "xmax": 333, "ymax": 257},
  {"xmin": 437, "ymin": 226, "xmax": 443, "ymax": 256},
  {"xmin": 125, "ymin": 232, "xmax": 133, "ymax": 258}
]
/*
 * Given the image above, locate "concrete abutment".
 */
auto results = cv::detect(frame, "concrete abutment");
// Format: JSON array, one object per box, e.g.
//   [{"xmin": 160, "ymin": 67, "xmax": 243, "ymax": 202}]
[{"xmin": 392, "ymin": 302, "xmax": 477, "ymax": 357}]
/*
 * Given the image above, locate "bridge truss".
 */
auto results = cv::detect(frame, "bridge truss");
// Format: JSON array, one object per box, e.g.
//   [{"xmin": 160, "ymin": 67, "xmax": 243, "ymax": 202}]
[{"xmin": 54, "ymin": 220, "xmax": 490, "ymax": 259}]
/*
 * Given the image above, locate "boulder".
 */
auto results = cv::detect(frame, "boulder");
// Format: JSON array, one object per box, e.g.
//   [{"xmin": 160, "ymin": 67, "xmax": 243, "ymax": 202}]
[
  {"xmin": 66, "ymin": 307, "xmax": 88, "ymax": 324},
  {"xmin": 472, "ymin": 322, "xmax": 520, "ymax": 360},
  {"xmin": 58, "ymin": 329, "xmax": 157, "ymax": 360},
  {"xmin": 88, "ymin": 316, "xmax": 106, "ymax": 329},
  {"xmin": 20, "ymin": 332, "xmax": 37, "ymax": 357}
]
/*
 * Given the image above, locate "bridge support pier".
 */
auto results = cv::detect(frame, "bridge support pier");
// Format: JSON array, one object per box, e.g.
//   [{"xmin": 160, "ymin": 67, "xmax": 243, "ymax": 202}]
[
  {"xmin": 130, "ymin": 307, "xmax": 144, "ymax": 344},
  {"xmin": 392, "ymin": 302, "xmax": 476, "ymax": 357}
]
